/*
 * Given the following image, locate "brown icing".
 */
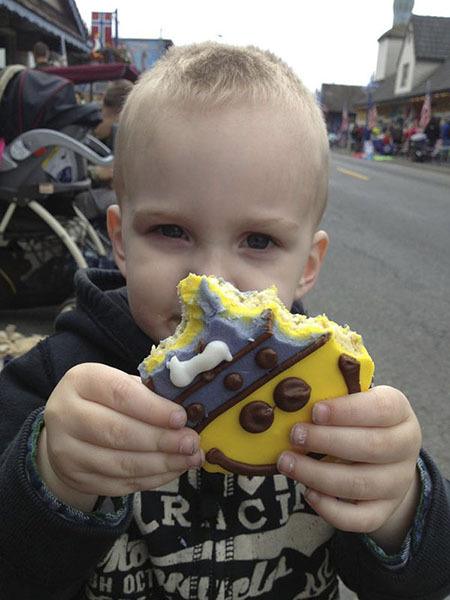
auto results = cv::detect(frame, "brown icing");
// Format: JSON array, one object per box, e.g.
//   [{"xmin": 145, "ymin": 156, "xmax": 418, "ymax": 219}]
[
  {"xmin": 201, "ymin": 370, "xmax": 216, "ymax": 382},
  {"xmin": 186, "ymin": 403, "xmax": 205, "ymax": 425},
  {"xmin": 273, "ymin": 377, "xmax": 311, "ymax": 412},
  {"xmin": 255, "ymin": 348, "xmax": 278, "ymax": 369},
  {"xmin": 338, "ymin": 354, "xmax": 361, "ymax": 394},
  {"xmin": 224, "ymin": 373, "xmax": 244, "ymax": 391},
  {"xmin": 239, "ymin": 401, "xmax": 274, "ymax": 433},
  {"xmin": 195, "ymin": 333, "xmax": 330, "ymax": 432},
  {"xmin": 206, "ymin": 448, "xmax": 278, "ymax": 476},
  {"xmin": 196, "ymin": 339, "xmax": 207, "ymax": 354},
  {"xmin": 144, "ymin": 377, "xmax": 155, "ymax": 392}
]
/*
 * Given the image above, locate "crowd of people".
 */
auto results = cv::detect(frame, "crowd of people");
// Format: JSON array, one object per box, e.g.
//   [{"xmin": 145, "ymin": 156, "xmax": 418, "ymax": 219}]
[{"xmin": 334, "ymin": 117, "xmax": 450, "ymax": 162}]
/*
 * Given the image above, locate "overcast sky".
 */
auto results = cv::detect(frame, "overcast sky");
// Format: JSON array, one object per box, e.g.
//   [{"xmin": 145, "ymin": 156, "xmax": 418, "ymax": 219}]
[{"xmin": 75, "ymin": 0, "xmax": 450, "ymax": 93}]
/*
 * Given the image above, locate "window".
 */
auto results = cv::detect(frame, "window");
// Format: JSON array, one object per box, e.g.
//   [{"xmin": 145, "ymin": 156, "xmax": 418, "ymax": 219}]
[{"xmin": 400, "ymin": 63, "xmax": 410, "ymax": 87}]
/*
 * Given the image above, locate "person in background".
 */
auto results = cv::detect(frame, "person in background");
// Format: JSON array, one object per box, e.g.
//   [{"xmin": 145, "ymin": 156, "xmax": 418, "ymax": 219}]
[
  {"xmin": 33, "ymin": 42, "xmax": 51, "ymax": 69},
  {"xmin": 94, "ymin": 79, "xmax": 134, "ymax": 151}
]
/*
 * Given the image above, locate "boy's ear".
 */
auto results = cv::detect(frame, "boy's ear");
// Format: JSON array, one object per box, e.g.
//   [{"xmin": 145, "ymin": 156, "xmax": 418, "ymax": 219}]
[
  {"xmin": 295, "ymin": 230, "xmax": 329, "ymax": 299},
  {"xmin": 106, "ymin": 204, "xmax": 127, "ymax": 278}
]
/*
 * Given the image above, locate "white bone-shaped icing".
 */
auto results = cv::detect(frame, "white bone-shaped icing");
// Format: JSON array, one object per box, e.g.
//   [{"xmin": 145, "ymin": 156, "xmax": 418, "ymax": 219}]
[{"xmin": 168, "ymin": 341, "xmax": 233, "ymax": 387}]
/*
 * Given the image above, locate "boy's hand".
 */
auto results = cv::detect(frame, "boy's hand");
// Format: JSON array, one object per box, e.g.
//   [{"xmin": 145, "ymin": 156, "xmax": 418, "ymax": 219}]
[
  {"xmin": 37, "ymin": 363, "xmax": 204, "ymax": 512},
  {"xmin": 277, "ymin": 385, "xmax": 422, "ymax": 552}
]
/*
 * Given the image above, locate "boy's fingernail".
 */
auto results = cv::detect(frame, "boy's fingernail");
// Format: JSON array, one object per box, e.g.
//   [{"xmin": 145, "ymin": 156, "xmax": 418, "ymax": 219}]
[
  {"xmin": 187, "ymin": 449, "xmax": 205, "ymax": 468},
  {"xmin": 291, "ymin": 424, "xmax": 307, "ymax": 445},
  {"xmin": 312, "ymin": 403, "xmax": 330, "ymax": 424},
  {"xmin": 179, "ymin": 436, "xmax": 198, "ymax": 455},
  {"xmin": 277, "ymin": 452, "xmax": 295, "ymax": 474},
  {"xmin": 304, "ymin": 488, "xmax": 319, "ymax": 504},
  {"xmin": 170, "ymin": 410, "xmax": 187, "ymax": 428}
]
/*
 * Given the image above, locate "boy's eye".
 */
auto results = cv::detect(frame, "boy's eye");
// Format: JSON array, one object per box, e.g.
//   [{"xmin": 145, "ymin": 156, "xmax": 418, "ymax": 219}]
[
  {"xmin": 158, "ymin": 224, "xmax": 185, "ymax": 238},
  {"xmin": 246, "ymin": 233, "xmax": 273, "ymax": 249}
]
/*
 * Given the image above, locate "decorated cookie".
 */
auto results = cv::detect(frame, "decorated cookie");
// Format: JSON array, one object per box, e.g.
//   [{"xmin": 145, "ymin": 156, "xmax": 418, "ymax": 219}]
[{"xmin": 139, "ymin": 274, "xmax": 375, "ymax": 476}]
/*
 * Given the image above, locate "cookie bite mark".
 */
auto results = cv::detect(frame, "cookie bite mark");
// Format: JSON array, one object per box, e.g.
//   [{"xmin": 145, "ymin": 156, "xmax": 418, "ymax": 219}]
[
  {"xmin": 206, "ymin": 448, "xmax": 278, "ymax": 476},
  {"xmin": 338, "ymin": 354, "xmax": 361, "ymax": 394}
]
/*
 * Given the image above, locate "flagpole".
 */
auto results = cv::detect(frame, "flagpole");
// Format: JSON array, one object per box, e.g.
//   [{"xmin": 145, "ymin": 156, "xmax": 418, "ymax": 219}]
[{"xmin": 114, "ymin": 9, "xmax": 119, "ymax": 48}]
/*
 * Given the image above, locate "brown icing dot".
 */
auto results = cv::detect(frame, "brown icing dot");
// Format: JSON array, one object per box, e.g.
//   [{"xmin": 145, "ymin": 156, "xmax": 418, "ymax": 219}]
[
  {"xmin": 255, "ymin": 348, "xmax": 278, "ymax": 369},
  {"xmin": 224, "ymin": 372, "xmax": 243, "ymax": 391},
  {"xmin": 239, "ymin": 401, "xmax": 274, "ymax": 433},
  {"xmin": 201, "ymin": 370, "xmax": 216, "ymax": 382},
  {"xmin": 186, "ymin": 403, "xmax": 205, "ymax": 425},
  {"xmin": 273, "ymin": 377, "xmax": 311, "ymax": 412},
  {"xmin": 144, "ymin": 377, "xmax": 155, "ymax": 391},
  {"xmin": 338, "ymin": 354, "xmax": 361, "ymax": 394}
]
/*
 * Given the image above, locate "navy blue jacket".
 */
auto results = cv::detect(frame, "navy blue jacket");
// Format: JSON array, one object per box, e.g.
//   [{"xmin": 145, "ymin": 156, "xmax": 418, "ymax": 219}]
[{"xmin": 1, "ymin": 269, "xmax": 449, "ymax": 599}]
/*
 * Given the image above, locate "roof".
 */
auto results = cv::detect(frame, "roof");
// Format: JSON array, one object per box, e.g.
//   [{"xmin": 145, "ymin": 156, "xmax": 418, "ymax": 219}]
[
  {"xmin": 378, "ymin": 23, "xmax": 408, "ymax": 42},
  {"xmin": 412, "ymin": 15, "xmax": 450, "ymax": 61},
  {"xmin": 0, "ymin": 0, "xmax": 90, "ymax": 51},
  {"xmin": 353, "ymin": 14, "xmax": 450, "ymax": 107},
  {"xmin": 411, "ymin": 56, "xmax": 450, "ymax": 95},
  {"xmin": 41, "ymin": 63, "xmax": 139, "ymax": 84},
  {"xmin": 320, "ymin": 83, "xmax": 364, "ymax": 112}
]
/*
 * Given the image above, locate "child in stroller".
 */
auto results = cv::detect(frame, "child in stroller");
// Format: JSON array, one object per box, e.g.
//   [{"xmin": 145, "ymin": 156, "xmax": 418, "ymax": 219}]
[{"xmin": 0, "ymin": 66, "xmax": 116, "ymax": 309}]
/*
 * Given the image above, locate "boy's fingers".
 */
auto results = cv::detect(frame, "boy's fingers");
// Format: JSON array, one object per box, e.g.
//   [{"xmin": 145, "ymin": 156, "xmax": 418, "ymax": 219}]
[
  {"xmin": 277, "ymin": 453, "xmax": 412, "ymax": 501},
  {"xmin": 65, "ymin": 363, "xmax": 187, "ymax": 429},
  {"xmin": 312, "ymin": 385, "xmax": 412, "ymax": 428},
  {"xmin": 290, "ymin": 422, "xmax": 418, "ymax": 464},
  {"xmin": 72, "ymin": 443, "xmax": 205, "ymax": 480},
  {"xmin": 64, "ymin": 399, "xmax": 198, "ymax": 453},
  {"xmin": 302, "ymin": 490, "xmax": 394, "ymax": 533}
]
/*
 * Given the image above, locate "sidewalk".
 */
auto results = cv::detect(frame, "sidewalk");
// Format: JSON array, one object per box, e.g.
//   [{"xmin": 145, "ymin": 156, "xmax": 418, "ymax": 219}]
[{"xmin": 331, "ymin": 146, "xmax": 450, "ymax": 176}]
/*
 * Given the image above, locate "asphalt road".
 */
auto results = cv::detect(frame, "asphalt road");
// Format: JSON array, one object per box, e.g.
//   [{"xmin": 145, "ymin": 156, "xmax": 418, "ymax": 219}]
[
  {"xmin": 307, "ymin": 153, "xmax": 450, "ymax": 480},
  {"xmin": 306, "ymin": 154, "xmax": 450, "ymax": 599}
]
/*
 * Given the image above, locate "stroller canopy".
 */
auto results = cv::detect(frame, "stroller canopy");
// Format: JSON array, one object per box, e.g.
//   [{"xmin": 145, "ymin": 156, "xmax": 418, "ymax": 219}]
[{"xmin": 0, "ymin": 68, "xmax": 101, "ymax": 144}]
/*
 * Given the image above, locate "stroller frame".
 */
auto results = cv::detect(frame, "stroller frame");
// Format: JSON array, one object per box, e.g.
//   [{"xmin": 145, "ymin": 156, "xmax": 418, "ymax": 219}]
[{"xmin": 0, "ymin": 128, "xmax": 113, "ymax": 269}]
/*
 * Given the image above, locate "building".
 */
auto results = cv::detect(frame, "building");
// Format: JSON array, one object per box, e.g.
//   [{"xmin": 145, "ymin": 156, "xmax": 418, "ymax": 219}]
[
  {"xmin": 119, "ymin": 38, "xmax": 173, "ymax": 73},
  {"xmin": 0, "ymin": 0, "xmax": 90, "ymax": 67},
  {"xmin": 319, "ymin": 84, "xmax": 363, "ymax": 133},
  {"xmin": 354, "ymin": 1, "xmax": 450, "ymax": 124}
]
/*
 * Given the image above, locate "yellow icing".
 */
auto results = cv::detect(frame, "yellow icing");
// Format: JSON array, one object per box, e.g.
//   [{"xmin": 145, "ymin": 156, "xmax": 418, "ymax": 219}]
[
  {"xmin": 142, "ymin": 274, "xmax": 366, "ymax": 373},
  {"xmin": 202, "ymin": 335, "xmax": 374, "ymax": 474}
]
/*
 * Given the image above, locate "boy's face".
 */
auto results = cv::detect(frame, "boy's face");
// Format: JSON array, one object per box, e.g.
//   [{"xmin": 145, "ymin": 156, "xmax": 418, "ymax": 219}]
[{"xmin": 108, "ymin": 105, "xmax": 328, "ymax": 343}]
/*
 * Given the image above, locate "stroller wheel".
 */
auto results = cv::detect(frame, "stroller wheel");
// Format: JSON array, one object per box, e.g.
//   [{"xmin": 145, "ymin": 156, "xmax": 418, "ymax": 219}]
[{"xmin": 58, "ymin": 296, "xmax": 76, "ymax": 315}]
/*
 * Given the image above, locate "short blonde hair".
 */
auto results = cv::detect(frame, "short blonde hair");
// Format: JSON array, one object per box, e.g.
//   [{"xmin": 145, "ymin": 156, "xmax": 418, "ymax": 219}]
[{"xmin": 114, "ymin": 42, "xmax": 329, "ymax": 224}]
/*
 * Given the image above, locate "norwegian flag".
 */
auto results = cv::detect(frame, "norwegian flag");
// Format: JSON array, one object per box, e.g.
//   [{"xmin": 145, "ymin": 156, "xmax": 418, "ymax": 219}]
[
  {"xmin": 419, "ymin": 83, "xmax": 432, "ymax": 130},
  {"xmin": 91, "ymin": 12, "xmax": 113, "ymax": 48}
]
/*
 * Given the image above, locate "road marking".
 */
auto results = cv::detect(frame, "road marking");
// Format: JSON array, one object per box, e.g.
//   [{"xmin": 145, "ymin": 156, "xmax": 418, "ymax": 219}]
[{"xmin": 336, "ymin": 167, "xmax": 369, "ymax": 181}]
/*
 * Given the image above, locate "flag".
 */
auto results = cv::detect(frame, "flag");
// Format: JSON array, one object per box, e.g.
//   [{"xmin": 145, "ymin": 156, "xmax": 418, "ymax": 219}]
[
  {"xmin": 91, "ymin": 12, "xmax": 113, "ymax": 48},
  {"xmin": 367, "ymin": 97, "xmax": 378, "ymax": 130},
  {"xmin": 419, "ymin": 82, "xmax": 431, "ymax": 130},
  {"xmin": 340, "ymin": 103, "xmax": 349, "ymax": 132}
]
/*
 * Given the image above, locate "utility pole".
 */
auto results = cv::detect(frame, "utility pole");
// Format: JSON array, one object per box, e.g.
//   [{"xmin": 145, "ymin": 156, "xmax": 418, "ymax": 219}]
[{"xmin": 114, "ymin": 9, "xmax": 119, "ymax": 47}]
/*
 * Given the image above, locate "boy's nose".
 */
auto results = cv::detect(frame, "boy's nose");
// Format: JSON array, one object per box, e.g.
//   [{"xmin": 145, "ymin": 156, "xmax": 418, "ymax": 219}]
[{"xmin": 189, "ymin": 250, "xmax": 236, "ymax": 288}]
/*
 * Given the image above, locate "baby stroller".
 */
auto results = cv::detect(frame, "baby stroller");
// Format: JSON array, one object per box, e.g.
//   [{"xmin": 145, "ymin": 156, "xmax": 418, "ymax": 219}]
[{"xmin": 0, "ymin": 66, "xmax": 114, "ymax": 308}]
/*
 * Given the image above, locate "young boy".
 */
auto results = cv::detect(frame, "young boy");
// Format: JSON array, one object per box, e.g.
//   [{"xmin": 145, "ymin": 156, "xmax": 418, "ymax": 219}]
[{"xmin": 0, "ymin": 43, "xmax": 449, "ymax": 600}]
